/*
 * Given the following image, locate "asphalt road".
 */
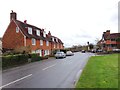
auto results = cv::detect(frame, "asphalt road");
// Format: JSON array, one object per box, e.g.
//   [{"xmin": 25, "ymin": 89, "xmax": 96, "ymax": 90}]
[{"xmin": 1, "ymin": 52, "xmax": 94, "ymax": 88}]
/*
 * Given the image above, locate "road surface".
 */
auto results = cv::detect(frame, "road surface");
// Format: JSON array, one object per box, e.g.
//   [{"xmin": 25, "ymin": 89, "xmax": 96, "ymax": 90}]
[{"xmin": 1, "ymin": 52, "xmax": 94, "ymax": 88}]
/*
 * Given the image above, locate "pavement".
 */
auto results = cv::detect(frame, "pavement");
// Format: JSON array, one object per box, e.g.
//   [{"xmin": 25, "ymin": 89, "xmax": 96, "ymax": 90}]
[{"xmin": 1, "ymin": 52, "xmax": 94, "ymax": 88}]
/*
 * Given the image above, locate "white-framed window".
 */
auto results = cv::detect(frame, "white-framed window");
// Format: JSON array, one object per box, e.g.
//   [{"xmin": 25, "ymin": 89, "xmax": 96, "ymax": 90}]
[
  {"xmin": 36, "ymin": 50, "xmax": 39, "ymax": 53},
  {"xmin": 44, "ymin": 50, "xmax": 47, "ymax": 56},
  {"xmin": 39, "ymin": 50, "xmax": 42, "ymax": 56},
  {"xmin": 16, "ymin": 27, "xmax": 19, "ymax": 33},
  {"xmin": 40, "ymin": 40, "xmax": 43, "ymax": 46},
  {"xmin": 36, "ymin": 30, "xmax": 40, "ymax": 36},
  {"xmin": 43, "ymin": 31, "xmax": 46, "ymax": 37},
  {"xmin": 44, "ymin": 50, "xmax": 49, "ymax": 56},
  {"xmin": 56, "ymin": 38, "xmax": 58, "ymax": 42},
  {"xmin": 52, "ymin": 37, "xmax": 54, "ymax": 42},
  {"xmin": 32, "ymin": 38, "xmax": 36, "ymax": 45},
  {"xmin": 28, "ymin": 27, "xmax": 32, "ymax": 34},
  {"xmin": 54, "ymin": 44, "xmax": 55, "ymax": 48},
  {"xmin": 46, "ymin": 41, "xmax": 49, "ymax": 46}
]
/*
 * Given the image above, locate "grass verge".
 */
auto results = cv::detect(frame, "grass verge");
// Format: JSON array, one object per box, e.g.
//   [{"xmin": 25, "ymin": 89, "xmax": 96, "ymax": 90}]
[{"xmin": 76, "ymin": 54, "xmax": 118, "ymax": 88}]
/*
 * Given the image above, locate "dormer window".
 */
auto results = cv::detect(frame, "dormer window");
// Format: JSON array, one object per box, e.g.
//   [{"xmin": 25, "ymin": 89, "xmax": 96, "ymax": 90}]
[
  {"xmin": 36, "ymin": 30, "xmax": 40, "ymax": 36},
  {"xmin": 28, "ymin": 27, "xmax": 32, "ymax": 34},
  {"xmin": 16, "ymin": 27, "xmax": 19, "ymax": 33},
  {"xmin": 56, "ymin": 38, "xmax": 58, "ymax": 42},
  {"xmin": 43, "ymin": 31, "xmax": 46, "ymax": 37},
  {"xmin": 52, "ymin": 37, "xmax": 54, "ymax": 42}
]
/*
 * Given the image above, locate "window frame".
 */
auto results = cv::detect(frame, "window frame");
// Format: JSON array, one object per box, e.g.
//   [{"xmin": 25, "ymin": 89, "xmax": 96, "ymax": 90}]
[
  {"xmin": 16, "ymin": 27, "xmax": 19, "ymax": 33},
  {"xmin": 28, "ymin": 27, "xmax": 32, "ymax": 34},
  {"xmin": 46, "ymin": 41, "xmax": 49, "ymax": 46},
  {"xmin": 43, "ymin": 31, "xmax": 46, "ymax": 37},
  {"xmin": 52, "ymin": 37, "xmax": 54, "ymax": 42},
  {"xmin": 32, "ymin": 38, "xmax": 36, "ymax": 45},
  {"xmin": 36, "ymin": 30, "xmax": 40, "ymax": 36},
  {"xmin": 40, "ymin": 40, "xmax": 43, "ymax": 46}
]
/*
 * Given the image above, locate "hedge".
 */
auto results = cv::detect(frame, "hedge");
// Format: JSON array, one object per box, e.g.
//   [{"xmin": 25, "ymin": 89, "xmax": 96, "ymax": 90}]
[{"xmin": 2, "ymin": 54, "xmax": 42, "ymax": 69}]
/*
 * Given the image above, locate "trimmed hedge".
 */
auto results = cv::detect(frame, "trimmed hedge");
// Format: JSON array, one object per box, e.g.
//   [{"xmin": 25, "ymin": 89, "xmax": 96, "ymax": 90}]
[{"xmin": 2, "ymin": 54, "xmax": 41, "ymax": 69}]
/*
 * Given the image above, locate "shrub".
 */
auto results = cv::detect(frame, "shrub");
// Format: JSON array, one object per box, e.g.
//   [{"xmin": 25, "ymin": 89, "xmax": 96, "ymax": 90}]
[
  {"xmin": 2, "ymin": 53, "xmax": 49, "ymax": 69},
  {"xmin": 30, "ymin": 53, "xmax": 42, "ymax": 61},
  {"xmin": 2, "ymin": 54, "xmax": 28, "ymax": 69}
]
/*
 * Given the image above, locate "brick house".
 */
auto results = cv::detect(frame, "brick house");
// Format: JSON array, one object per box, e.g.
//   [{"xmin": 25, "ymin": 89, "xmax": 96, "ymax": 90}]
[
  {"xmin": 98, "ymin": 30, "xmax": 120, "ymax": 51},
  {"xmin": 2, "ymin": 11, "xmax": 64, "ymax": 56}
]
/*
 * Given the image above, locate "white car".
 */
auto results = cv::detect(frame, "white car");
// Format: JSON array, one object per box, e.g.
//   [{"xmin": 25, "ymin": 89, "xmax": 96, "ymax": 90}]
[
  {"xmin": 66, "ymin": 51, "xmax": 74, "ymax": 56},
  {"xmin": 55, "ymin": 52, "xmax": 66, "ymax": 59}
]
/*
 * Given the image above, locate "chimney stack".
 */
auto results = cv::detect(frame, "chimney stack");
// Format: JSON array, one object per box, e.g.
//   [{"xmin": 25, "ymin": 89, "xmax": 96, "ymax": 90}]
[
  {"xmin": 10, "ymin": 10, "xmax": 17, "ymax": 21},
  {"xmin": 24, "ymin": 20, "xmax": 27, "ymax": 23},
  {"xmin": 106, "ymin": 30, "xmax": 110, "ymax": 35},
  {"xmin": 48, "ymin": 31, "xmax": 51, "ymax": 36}
]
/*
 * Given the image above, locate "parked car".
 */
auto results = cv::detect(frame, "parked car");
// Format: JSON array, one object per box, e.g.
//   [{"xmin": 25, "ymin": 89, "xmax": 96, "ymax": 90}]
[
  {"xmin": 112, "ymin": 49, "xmax": 120, "ymax": 52},
  {"xmin": 55, "ymin": 52, "xmax": 66, "ymax": 59},
  {"xmin": 66, "ymin": 51, "xmax": 74, "ymax": 56},
  {"xmin": 97, "ymin": 49, "xmax": 103, "ymax": 52},
  {"xmin": 81, "ymin": 50, "xmax": 85, "ymax": 53},
  {"xmin": 91, "ymin": 49, "xmax": 96, "ymax": 53}
]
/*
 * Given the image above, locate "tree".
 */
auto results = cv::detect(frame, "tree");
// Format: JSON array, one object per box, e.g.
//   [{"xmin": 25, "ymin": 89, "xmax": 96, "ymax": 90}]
[{"xmin": 89, "ymin": 44, "xmax": 94, "ymax": 50}]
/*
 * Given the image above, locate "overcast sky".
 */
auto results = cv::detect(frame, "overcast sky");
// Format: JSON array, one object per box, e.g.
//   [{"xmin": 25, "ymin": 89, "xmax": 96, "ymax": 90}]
[{"xmin": 0, "ymin": 0, "xmax": 119, "ymax": 47}]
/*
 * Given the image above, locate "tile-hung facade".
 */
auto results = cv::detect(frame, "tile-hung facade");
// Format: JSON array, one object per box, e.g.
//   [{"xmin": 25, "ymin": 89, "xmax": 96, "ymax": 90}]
[
  {"xmin": 98, "ymin": 30, "xmax": 120, "ymax": 51},
  {"xmin": 2, "ymin": 11, "xmax": 64, "ymax": 57}
]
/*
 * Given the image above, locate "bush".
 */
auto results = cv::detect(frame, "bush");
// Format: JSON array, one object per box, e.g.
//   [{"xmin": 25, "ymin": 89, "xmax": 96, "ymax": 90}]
[
  {"xmin": 30, "ymin": 53, "xmax": 42, "ymax": 61},
  {"xmin": 2, "ymin": 54, "xmax": 28, "ymax": 69},
  {"xmin": 2, "ymin": 53, "xmax": 49, "ymax": 69}
]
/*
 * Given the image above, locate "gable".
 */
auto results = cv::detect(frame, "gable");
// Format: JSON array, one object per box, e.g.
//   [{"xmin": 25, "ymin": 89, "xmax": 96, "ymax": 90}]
[{"xmin": 2, "ymin": 20, "xmax": 25, "ymax": 49}]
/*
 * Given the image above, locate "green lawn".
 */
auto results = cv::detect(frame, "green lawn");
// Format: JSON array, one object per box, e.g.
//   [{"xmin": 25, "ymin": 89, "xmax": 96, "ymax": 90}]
[{"xmin": 76, "ymin": 54, "xmax": 118, "ymax": 88}]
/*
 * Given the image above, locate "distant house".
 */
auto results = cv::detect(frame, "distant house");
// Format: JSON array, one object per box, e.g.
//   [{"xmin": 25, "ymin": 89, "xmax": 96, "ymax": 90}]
[
  {"xmin": 98, "ymin": 30, "xmax": 120, "ymax": 51},
  {"xmin": 2, "ymin": 11, "xmax": 64, "ymax": 56}
]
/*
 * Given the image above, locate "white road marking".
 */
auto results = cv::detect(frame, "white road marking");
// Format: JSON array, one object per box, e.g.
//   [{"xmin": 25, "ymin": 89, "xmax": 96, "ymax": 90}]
[
  {"xmin": 42, "ymin": 64, "xmax": 56, "ymax": 70},
  {"xmin": 0, "ymin": 74, "xmax": 32, "ymax": 89},
  {"xmin": 74, "ymin": 69, "xmax": 83, "ymax": 86}
]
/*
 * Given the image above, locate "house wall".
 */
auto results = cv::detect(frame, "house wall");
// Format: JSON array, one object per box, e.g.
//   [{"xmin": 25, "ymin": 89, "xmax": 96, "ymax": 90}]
[
  {"xmin": 26, "ymin": 38, "xmax": 52, "ymax": 56},
  {"xmin": 26, "ymin": 39, "xmax": 52, "ymax": 51},
  {"xmin": 106, "ymin": 40, "xmax": 117, "ymax": 44},
  {"xmin": 2, "ymin": 20, "xmax": 24, "ymax": 49}
]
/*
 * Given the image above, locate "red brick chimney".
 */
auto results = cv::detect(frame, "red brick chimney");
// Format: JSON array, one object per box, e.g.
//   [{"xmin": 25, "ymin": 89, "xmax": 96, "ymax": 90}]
[
  {"xmin": 24, "ymin": 20, "xmax": 27, "ymax": 23},
  {"xmin": 10, "ymin": 10, "xmax": 17, "ymax": 21},
  {"xmin": 48, "ymin": 31, "xmax": 51, "ymax": 36},
  {"xmin": 106, "ymin": 30, "xmax": 110, "ymax": 35}
]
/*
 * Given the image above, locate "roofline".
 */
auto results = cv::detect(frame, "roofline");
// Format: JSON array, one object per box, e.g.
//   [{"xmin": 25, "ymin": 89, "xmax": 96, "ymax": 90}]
[{"xmin": 14, "ymin": 20, "xmax": 64, "ymax": 44}]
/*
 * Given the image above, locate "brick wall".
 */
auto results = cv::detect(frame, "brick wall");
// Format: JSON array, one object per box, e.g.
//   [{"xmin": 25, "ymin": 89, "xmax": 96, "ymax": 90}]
[
  {"xmin": 26, "ymin": 39, "xmax": 52, "ymax": 51},
  {"xmin": 2, "ymin": 20, "xmax": 24, "ymax": 49}
]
